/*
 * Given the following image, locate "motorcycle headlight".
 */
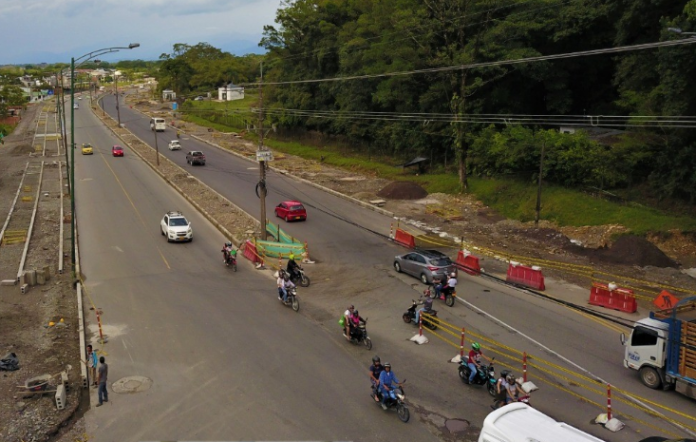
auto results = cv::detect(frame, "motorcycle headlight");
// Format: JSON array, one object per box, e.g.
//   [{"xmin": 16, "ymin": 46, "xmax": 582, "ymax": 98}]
[{"xmin": 396, "ymin": 394, "xmax": 405, "ymax": 400}]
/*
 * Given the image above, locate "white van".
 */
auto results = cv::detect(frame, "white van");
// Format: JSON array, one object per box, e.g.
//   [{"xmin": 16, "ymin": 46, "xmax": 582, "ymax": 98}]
[
  {"xmin": 479, "ymin": 403, "xmax": 606, "ymax": 442},
  {"xmin": 150, "ymin": 118, "xmax": 166, "ymax": 132}
]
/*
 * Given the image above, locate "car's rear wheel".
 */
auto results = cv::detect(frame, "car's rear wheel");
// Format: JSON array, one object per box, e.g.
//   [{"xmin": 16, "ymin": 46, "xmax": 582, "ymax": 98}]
[{"xmin": 420, "ymin": 273, "xmax": 429, "ymax": 284}]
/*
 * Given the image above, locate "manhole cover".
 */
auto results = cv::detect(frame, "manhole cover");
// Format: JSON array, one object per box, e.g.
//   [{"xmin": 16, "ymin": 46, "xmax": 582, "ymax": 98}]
[
  {"xmin": 111, "ymin": 376, "xmax": 153, "ymax": 394},
  {"xmin": 445, "ymin": 418, "xmax": 470, "ymax": 434}
]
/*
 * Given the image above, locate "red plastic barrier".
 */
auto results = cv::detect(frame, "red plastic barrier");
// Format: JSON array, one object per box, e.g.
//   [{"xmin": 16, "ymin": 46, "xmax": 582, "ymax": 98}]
[
  {"xmin": 242, "ymin": 240, "xmax": 260, "ymax": 264},
  {"xmin": 455, "ymin": 251, "xmax": 481, "ymax": 275},
  {"xmin": 588, "ymin": 282, "xmax": 636, "ymax": 313},
  {"xmin": 506, "ymin": 262, "xmax": 545, "ymax": 290},
  {"xmin": 394, "ymin": 228, "xmax": 416, "ymax": 249}
]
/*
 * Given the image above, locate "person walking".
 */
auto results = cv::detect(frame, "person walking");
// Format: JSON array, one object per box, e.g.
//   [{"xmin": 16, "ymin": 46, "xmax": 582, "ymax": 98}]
[
  {"xmin": 86, "ymin": 345, "xmax": 98, "ymax": 387},
  {"xmin": 96, "ymin": 356, "xmax": 109, "ymax": 407}
]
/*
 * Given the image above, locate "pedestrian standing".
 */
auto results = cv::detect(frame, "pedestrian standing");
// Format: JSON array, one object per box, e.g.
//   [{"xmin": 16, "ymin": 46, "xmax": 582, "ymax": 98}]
[
  {"xmin": 96, "ymin": 356, "xmax": 109, "ymax": 407},
  {"xmin": 86, "ymin": 345, "xmax": 98, "ymax": 387}
]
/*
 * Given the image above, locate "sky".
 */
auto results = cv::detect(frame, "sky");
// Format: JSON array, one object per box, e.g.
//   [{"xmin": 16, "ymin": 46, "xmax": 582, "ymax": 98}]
[{"xmin": 0, "ymin": 0, "xmax": 281, "ymax": 64}]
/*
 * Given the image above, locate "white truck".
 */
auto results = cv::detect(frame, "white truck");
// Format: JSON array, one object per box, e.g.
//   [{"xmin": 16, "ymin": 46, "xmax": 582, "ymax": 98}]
[
  {"xmin": 621, "ymin": 297, "xmax": 696, "ymax": 399},
  {"xmin": 479, "ymin": 403, "xmax": 606, "ymax": 442}
]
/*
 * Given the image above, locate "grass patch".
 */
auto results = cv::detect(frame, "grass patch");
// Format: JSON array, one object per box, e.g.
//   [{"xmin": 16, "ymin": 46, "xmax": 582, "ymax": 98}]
[
  {"xmin": 470, "ymin": 178, "xmax": 696, "ymax": 234},
  {"xmin": 184, "ymin": 109, "xmax": 696, "ymax": 234}
]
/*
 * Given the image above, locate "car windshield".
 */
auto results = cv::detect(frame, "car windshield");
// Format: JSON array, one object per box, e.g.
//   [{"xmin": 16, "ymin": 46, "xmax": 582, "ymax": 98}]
[
  {"xmin": 289, "ymin": 205, "xmax": 305, "ymax": 211},
  {"xmin": 113, "ymin": 146, "xmax": 121, "ymax": 150},
  {"xmin": 192, "ymin": 152, "xmax": 203, "ymax": 156},
  {"xmin": 169, "ymin": 218, "xmax": 188, "ymax": 226},
  {"xmin": 429, "ymin": 257, "xmax": 452, "ymax": 266}
]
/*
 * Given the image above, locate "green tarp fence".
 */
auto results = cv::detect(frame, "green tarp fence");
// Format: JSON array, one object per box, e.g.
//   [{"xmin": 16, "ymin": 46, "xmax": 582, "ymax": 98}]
[
  {"xmin": 266, "ymin": 222, "xmax": 304, "ymax": 245},
  {"xmin": 255, "ymin": 239, "xmax": 306, "ymax": 259}
]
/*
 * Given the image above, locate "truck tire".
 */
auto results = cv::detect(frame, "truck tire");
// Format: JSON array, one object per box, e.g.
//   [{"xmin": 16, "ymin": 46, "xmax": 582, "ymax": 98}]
[{"xmin": 639, "ymin": 366, "xmax": 662, "ymax": 389}]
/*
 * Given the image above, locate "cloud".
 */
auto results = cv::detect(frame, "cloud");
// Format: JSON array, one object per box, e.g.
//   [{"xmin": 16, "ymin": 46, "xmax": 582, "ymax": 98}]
[{"xmin": 0, "ymin": 0, "xmax": 280, "ymax": 63}]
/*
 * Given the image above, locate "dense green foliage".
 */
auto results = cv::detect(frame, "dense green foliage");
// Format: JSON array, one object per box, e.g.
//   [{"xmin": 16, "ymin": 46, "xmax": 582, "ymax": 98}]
[{"xmin": 257, "ymin": 0, "xmax": 696, "ymax": 202}]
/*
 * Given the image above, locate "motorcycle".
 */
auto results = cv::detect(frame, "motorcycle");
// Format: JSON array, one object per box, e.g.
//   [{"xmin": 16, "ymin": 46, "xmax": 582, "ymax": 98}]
[
  {"xmin": 346, "ymin": 319, "xmax": 372, "ymax": 350},
  {"xmin": 492, "ymin": 393, "xmax": 531, "ymax": 410},
  {"xmin": 222, "ymin": 249, "xmax": 237, "ymax": 272},
  {"xmin": 288, "ymin": 266, "xmax": 310, "ymax": 287},
  {"xmin": 459, "ymin": 357, "xmax": 497, "ymax": 396},
  {"xmin": 402, "ymin": 299, "xmax": 438, "ymax": 330},
  {"xmin": 280, "ymin": 286, "xmax": 300, "ymax": 312},
  {"xmin": 374, "ymin": 381, "xmax": 409, "ymax": 423},
  {"xmin": 426, "ymin": 284, "xmax": 456, "ymax": 307}
]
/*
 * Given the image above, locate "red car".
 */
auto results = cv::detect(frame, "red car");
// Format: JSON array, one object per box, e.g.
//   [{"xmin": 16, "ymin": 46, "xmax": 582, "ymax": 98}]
[
  {"xmin": 275, "ymin": 200, "xmax": 307, "ymax": 222},
  {"xmin": 112, "ymin": 145, "xmax": 124, "ymax": 157}
]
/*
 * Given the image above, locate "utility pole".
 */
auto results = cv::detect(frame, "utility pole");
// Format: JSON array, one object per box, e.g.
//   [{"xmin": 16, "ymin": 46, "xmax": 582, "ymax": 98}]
[
  {"xmin": 70, "ymin": 57, "xmax": 76, "ymax": 273},
  {"xmin": 535, "ymin": 137, "xmax": 546, "ymax": 226},
  {"xmin": 258, "ymin": 61, "xmax": 268, "ymax": 240},
  {"xmin": 154, "ymin": 129, "xmax": 160, "ymax": 166},
  {"xmin": 114, "ymin": 73, "xmax": 121, "ymax": 126}
]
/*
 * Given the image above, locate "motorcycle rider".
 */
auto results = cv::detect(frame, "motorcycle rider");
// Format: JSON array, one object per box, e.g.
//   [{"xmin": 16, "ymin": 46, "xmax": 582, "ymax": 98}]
[
  {"xmin": 492, "ymin": 369, "xmax": 510, "ymax": 409},
  {"xmin": 414, "ymin": 291, "xmax": 434, "ymax": 325},
  {"xmin": 368, "ymin": 355, "xmax": 384, "ymax": 402},
  {"xmin": 222, "ymin": 241, "xmax": 236, "ymax": 264},
  {"xmin": 348, "ymin": 309, "xmax": 366, "ymax": 341},
  {"xmin": 343, "ymin": 305, "xmax": 355, "ymax": 341},
  {"xmin": 286, "ymin": 253, "xmax": 300, "ymax": 280},
  {"xmin": 441, "ymin": 272, "xmax": 458, "ymax": 299},
  {"xmin": 378, "ymin": 362, "xmax": 401, "ymax": 410},
  {"xmin": 467, "ymin": 342, "xmax": 492, "ymax": 384},
  {"xmin": 281, "ymin": 273, "xmax": 295, "ymax": 303},
  {"xmin": 277, "ymin": 270, "xmax": 287, "ymax": 301},
  {"xmin": 503, "ymin": 372, "xmax": 522, "ymax": 405}
]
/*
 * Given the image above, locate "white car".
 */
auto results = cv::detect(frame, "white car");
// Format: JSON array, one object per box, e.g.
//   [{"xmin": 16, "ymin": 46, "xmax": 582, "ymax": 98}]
[
  {"xmin": 168, "ymin": 140, "xmax": 181, "ymax": 151},
  {"xmin": 160, "ymin": 211, "xmax": 192, "ymax": 242}
]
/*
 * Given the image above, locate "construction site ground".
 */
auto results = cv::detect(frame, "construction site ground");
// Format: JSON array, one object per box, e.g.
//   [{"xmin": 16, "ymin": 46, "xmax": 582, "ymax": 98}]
[{"xmin": 1, "ymin": 94, "xmax": 696, "ymax": 442}]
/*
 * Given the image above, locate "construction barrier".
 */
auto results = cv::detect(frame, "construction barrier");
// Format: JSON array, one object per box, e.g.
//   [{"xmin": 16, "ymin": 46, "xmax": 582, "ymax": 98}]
[
  {"xmin": 455, "ymin": 250, "xmax": 481, "ymax": 275},
  {"xmin": 242, "ymin": 240, "xmax": 261, "ymax": 264},
  {"xmin": 506, "ymin": 262, "xmax": 545, "ymax": 290},
  {"xmin": 588, "ymin": 282, "xmax": 637, "ymax": 313},
  {"xmin": 394, "ymin": 228, "xmax": 416, "ymax": 248}
]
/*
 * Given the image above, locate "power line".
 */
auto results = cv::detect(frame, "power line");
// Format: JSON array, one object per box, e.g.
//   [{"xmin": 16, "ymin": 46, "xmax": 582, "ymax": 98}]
[{"xmin": 241, "ymin": 38, "xmax": 696, "ymax": 87}]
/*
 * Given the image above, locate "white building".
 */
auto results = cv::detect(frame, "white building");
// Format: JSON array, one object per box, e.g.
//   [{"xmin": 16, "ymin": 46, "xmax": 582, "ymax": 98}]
[
  {"xmin": 218, "ymin": 83, "xmax": 244, "ymax": 101},
  {"xmin": 162, "ymin": 89, "xmax": 176, "ymax": 101}
]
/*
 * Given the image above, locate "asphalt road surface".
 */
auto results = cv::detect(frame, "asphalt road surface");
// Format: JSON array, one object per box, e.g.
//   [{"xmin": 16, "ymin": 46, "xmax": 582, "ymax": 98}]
[
  {"xmin": 91, "ymin": 94, "xmax": 695, "ymax": 441},
  {"xmin": 75, "ymin": 100, "xmax": 439, "ymax": 442}
]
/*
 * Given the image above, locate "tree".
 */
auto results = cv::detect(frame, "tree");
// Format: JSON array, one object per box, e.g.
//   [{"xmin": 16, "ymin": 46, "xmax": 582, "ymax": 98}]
[{"xmin": 0, "ymin": 85, "xmax": 26, "ymax": 106}]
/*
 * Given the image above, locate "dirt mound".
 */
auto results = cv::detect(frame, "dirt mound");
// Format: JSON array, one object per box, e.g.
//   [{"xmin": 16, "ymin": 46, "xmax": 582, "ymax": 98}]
[
  {"xmin": 566, "ymin": 235, "xmax": 678, "ymax": 268},
  {"xmin": 377, "ymin": 181, "xmax": 428, "ymax": 200}
]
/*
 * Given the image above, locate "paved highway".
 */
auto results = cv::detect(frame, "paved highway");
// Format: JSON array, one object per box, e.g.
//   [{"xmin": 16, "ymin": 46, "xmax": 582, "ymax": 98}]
[
  {"xmin": 92, "ymin": 94, "xmax": 695, "ymax": 441},
  {"xmin": 76, "ymin": 99, "xmax": 440, "ymax": 441}
]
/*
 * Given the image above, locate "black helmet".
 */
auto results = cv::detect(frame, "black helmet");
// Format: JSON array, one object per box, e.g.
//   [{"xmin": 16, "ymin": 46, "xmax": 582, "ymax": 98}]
[
  {"xmin": 353, "ymin": 310, "xmax": 359, "ymax": 316},
  {"xmin": 372, "ymin": 355, "xmax": 381, "ymax": 364},
  {"xmin": 384, "ymin": 362, "xmax": 391, "ymax": 368},
  {"xmin": 500, "ymin": 370, "xmax": 510, "ymax": 378}
]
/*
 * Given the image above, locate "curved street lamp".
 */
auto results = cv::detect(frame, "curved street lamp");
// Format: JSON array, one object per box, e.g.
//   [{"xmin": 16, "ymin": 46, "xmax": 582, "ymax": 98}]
[{"xmin": 70, "ymin": 44, "xmax": 140, "ymax": 275}]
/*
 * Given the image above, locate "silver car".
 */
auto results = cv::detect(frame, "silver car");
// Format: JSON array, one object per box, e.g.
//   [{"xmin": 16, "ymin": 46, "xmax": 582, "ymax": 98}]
[{"xmin": 393, "ymin": 249, "xmax": 455, "ymax": 284}]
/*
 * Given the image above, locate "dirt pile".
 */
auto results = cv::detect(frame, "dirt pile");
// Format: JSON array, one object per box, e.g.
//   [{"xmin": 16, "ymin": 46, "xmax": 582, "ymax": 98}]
[
  {"xmin": 377, "ymin": 181, "xmax": 428, "ymax": 200},
  {"xmin": 566, "ymin": 235, "xmax": 679, "ymax": 268}
]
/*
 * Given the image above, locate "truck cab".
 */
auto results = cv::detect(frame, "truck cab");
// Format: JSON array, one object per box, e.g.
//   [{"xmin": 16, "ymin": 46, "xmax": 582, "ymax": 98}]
[
  {"xmin": 622, "ymin": 317, "xmax": 668, "ymax": 389},
  {"xmin": 622, "ymin": 298, "xmax": 696, "ymax": 399}
]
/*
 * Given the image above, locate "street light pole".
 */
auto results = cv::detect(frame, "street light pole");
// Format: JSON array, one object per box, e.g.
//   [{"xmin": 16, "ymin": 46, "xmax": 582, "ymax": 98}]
[
  {"xmin": 258, "ymin": 61, "xmax": 268, "ymax": 241},
  {"xmin": 70, "ymin": 57, "xmax": 76, "ymax": 274},
  {"xmin": 114, "ymin": 73, "xmax": 121, "ymax": 126},
  {"xmin": 68, "ymin": 43, "xmax": 140, "ymax": 275}
]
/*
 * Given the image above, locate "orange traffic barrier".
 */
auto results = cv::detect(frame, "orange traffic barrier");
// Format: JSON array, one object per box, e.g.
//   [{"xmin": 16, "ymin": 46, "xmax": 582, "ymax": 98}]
[
  {"xmin": 394, "ymin": 228, "xmax": 416, "ymax": 248},
  {"xmin": 455, "ymin": 250, "xmax": 481, "ymax": 275},
  {"xmin": 589, "ymin": 282, "xmax": 636, "ymax": 313},
  {"xmin": 506, "ymin": 262, "xmax": 545, "ymax": 290}
]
